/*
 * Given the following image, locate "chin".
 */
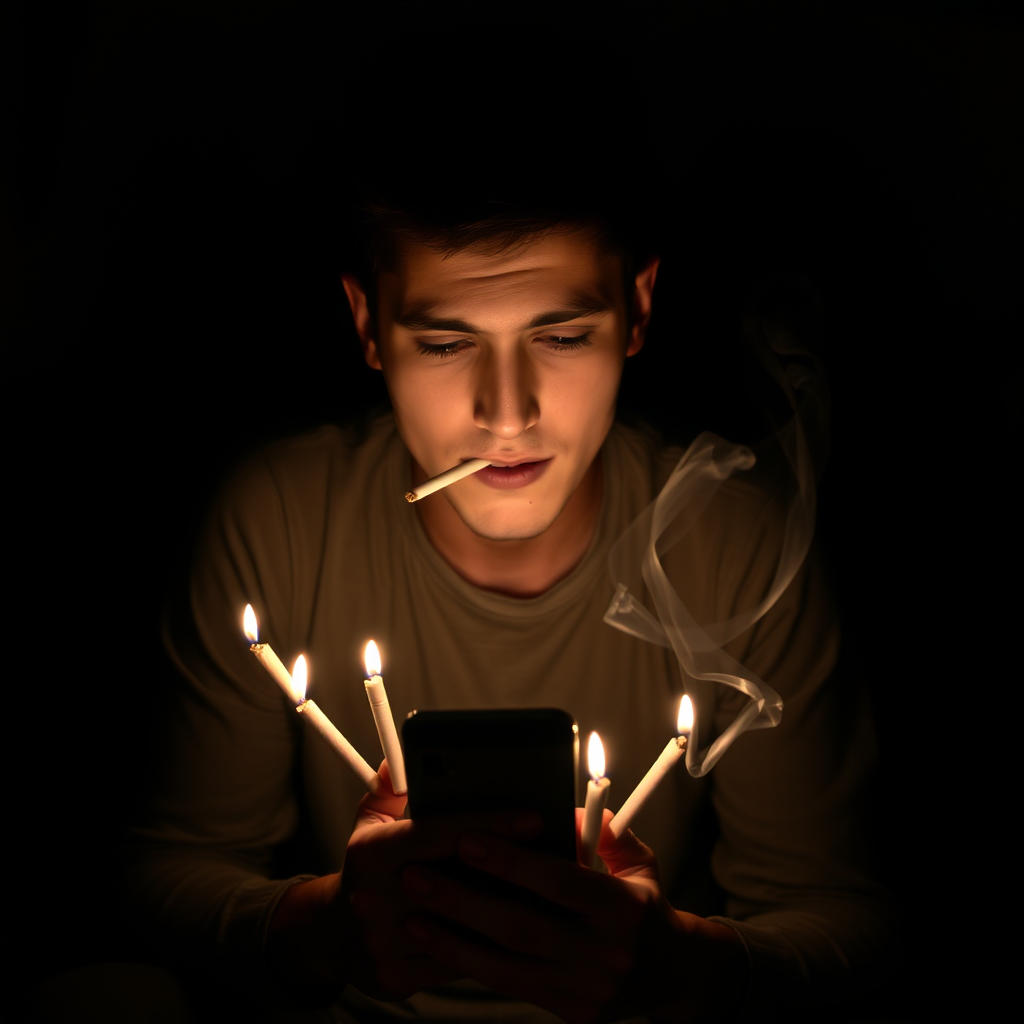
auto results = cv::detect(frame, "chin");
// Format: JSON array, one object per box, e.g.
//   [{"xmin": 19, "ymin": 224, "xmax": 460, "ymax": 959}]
[{"xmin": 453, "ymin": 501, "xmax": 562, "ymax": 543}]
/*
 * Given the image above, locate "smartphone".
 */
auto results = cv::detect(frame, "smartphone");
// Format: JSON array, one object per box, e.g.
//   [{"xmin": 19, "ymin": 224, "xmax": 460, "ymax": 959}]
[{"xmin": 402, "ymin": 707, "xmax": 579, "ymax": 862}]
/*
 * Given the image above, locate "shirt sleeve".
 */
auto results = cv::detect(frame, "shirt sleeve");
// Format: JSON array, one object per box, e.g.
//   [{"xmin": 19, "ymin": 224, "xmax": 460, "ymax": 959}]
[
  {"xmin": 122, "ymin": 448, "xmax": 316, "ymax": 1003},
  {"xmin": 688, "ymin": 470, "xmax": 899, "ymax": 1016}
]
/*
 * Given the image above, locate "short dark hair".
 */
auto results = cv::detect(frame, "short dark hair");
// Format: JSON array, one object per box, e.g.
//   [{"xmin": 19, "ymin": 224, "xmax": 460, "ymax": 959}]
[
  {"xmin": 362, "ymin": 196, "xmax": 624, "ymax": 274},
  {"xmin": 336, "ymin": 31, "xmax": 660, "ymax": 306},
  {"xmin": 350, "ymin": 182, "xmax": 647, "ymax": 316}
]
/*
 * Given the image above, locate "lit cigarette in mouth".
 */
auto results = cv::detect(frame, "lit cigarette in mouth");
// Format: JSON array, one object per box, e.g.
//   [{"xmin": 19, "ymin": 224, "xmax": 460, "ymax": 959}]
[{"xmin": 404, "ymin": 458, "xmax": 491, "ymax": 503}]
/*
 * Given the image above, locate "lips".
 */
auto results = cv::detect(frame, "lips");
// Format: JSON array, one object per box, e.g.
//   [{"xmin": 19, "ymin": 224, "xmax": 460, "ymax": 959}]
[{"xmin": 474, "ymin": 458, "xmax": 551, "ymax": 490}]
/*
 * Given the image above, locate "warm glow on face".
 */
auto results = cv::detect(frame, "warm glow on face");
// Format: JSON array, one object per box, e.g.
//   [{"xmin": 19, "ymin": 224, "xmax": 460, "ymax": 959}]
[
  {"xmin": 243, "ymin": 604, "xmax": 258, "ymax": 643},
  {"xmin": 292, "ymin": 655, "xmax": 308, "ymax": 702},
  {"xmin": 587, "ymin": 731, "xmax": 606, "ymax": 781},
  {"xmin": 677, "ymin": 695, "xmax": 694, "ymax": 735},
  {"xmin": 371, "ymin": 231, "xmax": 639, "ymax": 543},
  {"xmin": 364, "ymin": 640, "xmax": 381, "ymax": 677}
]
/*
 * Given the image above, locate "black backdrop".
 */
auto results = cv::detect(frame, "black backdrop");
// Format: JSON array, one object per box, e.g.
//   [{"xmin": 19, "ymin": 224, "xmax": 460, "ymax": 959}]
[{"xmin": 7, "ymin": 2, "xmax": 1020, "ymax": 1019}]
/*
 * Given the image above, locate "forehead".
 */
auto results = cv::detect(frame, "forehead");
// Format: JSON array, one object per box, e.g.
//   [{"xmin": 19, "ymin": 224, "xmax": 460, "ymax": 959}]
[{"xmin": 379, "ymin": 230, "xmax": 626, "ymax": 325}]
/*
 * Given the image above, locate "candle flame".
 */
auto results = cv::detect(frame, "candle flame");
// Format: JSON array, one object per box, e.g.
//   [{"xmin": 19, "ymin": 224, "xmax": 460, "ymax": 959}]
[
  {"xmin": 587, "ymin": 731, "xmax": 605, "ymax": 781},
  {"xmin": 243, "ymin": 604, "xmax": 258, "ymax": 643},
  {"xmin": 364, "ymin": 640, "xmax": 381, "ymax": 677},
  {"xmin": 292, "ymin": 655, "xmax": 308, "ymax": 702},
  {"xmin": 677, "ymin": 695, "xmax": 694, "ymax": 735}
]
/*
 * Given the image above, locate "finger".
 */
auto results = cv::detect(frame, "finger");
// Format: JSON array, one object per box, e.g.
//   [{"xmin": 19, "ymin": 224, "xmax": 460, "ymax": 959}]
[
  {"xmin": 352, "ymin": 942, "xmax": 463, "ymax": 1002},
  {"xmin": 401, "ymin": 856, "xmax": 659, "ymax": 1020},
  {"xmin": 417, "ymin": 808, "xmax": 544, "ymax": 857},
  {"xmin": 400, "ymin": 862, "xmax": 589, "ymax": 965},
  {"xmin": 596, "ymin": 809, "xmax": 661, "ymax": 885},
  {"xmin": 376, "ymin": 758, "xmax": 406, "ymax": 801},
  {"xmin": 456, "ymin": 831, "xmax": 622, "ymax": 918},
  {"xmin": 353, "ymin": 760, "xmax": 409, "ymax": 827},
  {"xmin": 351, "ymin": 807, "xmax": 544, "ymax": 866},
  {"xmin": 404, "ymin": 914, "xmax": 604, "ymax": 1024},
  {"xmin": 409, "ymin": 808, "xmax": 542, "ymax": 843}
]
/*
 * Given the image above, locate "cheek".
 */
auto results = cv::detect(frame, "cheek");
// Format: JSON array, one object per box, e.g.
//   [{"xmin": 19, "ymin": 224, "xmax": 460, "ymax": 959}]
[
  {"xmin": 549, "ymin": 354, "xmax": 624, "ymax": 421},
  {"xmin": 385, "ymin": 364, "xmax": 467, "ymax": 455}
]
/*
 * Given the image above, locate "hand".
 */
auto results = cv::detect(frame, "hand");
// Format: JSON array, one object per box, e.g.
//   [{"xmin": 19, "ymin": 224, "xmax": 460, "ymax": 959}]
[
  {"xmin": 334, "ymin": 761, "xmax": 460, "ymax": 1000},
  {"xmin": 268, "ymin": 760, "xmax": 454, "ymax": 1000},
  {"xmin": 399, "ymin": 808, "xmax": 747, "ymax": 1023},
  {"xmin": 268, "ymin": 762, "xmax": 553, "ymax": 1004}
]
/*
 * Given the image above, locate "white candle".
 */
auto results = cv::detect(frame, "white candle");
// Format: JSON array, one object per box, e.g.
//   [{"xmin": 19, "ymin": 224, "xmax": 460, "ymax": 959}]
[
  {"xmin": 363, "ymin": 640, "xmax": 407, "ymax": 795},
  {"xmin": 243, "ymin": 608, "xmax": 382, "ymax": 794},
  {"xmin": 244, "ymin": 604, "xmax": 303, "ymax": 704},
  {"xmin": 609, "ymin": 696, "xmax": 692, "ymax": 839},
  {"xmin": 580, "ymin": 732, "xmax": 610, "ymax": 869},
  {"xmin": 404, "ymin": 458, "xmax": 490, "ymax": 503},
  {"xmin": 292, "ymin": 656, "xmax": 384, "ymax": 795}
]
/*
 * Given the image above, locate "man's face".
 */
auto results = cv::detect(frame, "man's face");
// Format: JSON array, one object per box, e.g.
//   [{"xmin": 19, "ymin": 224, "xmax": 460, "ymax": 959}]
[{"xmin": 346, "ymin": 229, "xmax": 655, "ymax": 542}]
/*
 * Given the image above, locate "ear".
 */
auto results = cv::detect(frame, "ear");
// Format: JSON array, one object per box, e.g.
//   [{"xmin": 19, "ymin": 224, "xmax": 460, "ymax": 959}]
[
  {"xmin": 626, "ymin": 256, "xmax": 660, "ymax": 357},
  {"xmin": 341, "ymin": 272, "xmax": 382, "ymax": 370}
]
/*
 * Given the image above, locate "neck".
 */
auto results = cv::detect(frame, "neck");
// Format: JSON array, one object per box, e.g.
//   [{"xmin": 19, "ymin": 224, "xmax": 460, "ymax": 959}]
[{"xmin": 415, "ymin": 460, "xmax": 603, "ymax": 598}]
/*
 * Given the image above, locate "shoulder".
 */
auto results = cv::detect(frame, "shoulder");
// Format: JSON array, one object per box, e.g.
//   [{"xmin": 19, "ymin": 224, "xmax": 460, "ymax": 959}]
[
  {"xmin": 198, "ymin": 414, "xmax": 405, "ymax": 594},
  {"xmin": 603, "ymin": 419, "xmax": 688, "ymax": 518},
  {"xmin": 605, "ymin": 419, "xmax": 792, "ymax": 566},
  {"xmin": 215, "ymin": 415, "xmax": 401, "ymax": 521},
  {"xmin": 606, "ymin": 419, "xmax": 825, "ymax": 643},
  {"xmin": 254, "ymin": 414, "xmax": 399, "ymax": 496},
  {"xmin": 606, "ymin": 419, "xmax": 786, "ymax": 507},
  {"xmin": 183, "ymin": 415, "xmax": 405, "ymax": 662}
]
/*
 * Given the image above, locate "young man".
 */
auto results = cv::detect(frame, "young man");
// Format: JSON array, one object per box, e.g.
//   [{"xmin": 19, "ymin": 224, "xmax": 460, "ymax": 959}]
[{"xmin": 131, "ymin": 198, "xmax": 894, "ymax": 1021}]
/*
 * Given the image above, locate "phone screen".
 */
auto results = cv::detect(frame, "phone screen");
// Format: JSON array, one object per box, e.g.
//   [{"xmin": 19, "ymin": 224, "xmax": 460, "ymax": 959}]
[{"xmin": 403, "ymin": 708, "xmax": 579, "ymax": 862}]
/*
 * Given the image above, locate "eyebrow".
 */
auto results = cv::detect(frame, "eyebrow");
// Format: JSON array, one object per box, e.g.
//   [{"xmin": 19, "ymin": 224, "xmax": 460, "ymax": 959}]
[{"xmin": 396, "ymin": 298, "xmax": 613, "ymax": 334}]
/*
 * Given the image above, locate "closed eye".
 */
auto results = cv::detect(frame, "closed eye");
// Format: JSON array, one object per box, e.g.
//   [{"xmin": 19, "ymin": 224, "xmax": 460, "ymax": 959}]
[
  {"xmin": 415, "ymin": 333, "xmax": 593, "ymax": 358},
  {"xmin": 415, "ymin": 339, "xmax": 472, "ymax": 359},
  {"xmin": 538, "ymin": 333, "xmax": 592, "ymax": 352}
]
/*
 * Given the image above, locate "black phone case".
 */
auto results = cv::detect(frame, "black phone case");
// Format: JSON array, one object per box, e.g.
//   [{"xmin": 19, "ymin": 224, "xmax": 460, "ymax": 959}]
[{"xmin": 403, "ymin": 707, "xmax": 579, "ymax": 865}]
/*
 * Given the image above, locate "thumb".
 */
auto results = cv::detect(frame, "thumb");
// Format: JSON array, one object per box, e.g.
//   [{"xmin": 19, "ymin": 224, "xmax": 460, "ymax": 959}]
[
  {"xmin": 597, "ymin": 809, "xmax": 661, "ymax": 882},
  {"xmin": 354, "ymin": 759, "xmax": 408, "ymax": 830}
]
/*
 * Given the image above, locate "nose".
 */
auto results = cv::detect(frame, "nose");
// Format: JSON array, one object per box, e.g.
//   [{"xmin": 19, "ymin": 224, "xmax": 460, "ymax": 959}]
[{"xmin": 472, "ymin": 346, "xmax": 539, "ymax": 439}]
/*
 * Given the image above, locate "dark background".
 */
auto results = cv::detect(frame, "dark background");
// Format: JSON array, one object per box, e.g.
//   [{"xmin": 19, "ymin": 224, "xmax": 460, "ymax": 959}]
[{"xmin": 6, "ymin": 1, "xmax": 1020, "ymax": 1019}]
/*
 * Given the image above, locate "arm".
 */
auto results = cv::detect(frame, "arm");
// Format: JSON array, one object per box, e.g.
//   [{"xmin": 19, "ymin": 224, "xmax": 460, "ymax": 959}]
[
  {"xmin": 395, "ymin": 505, "xmax": 896, "ymax": 1019},
  {"xmin": 123, "ymin": 443, "xmax": 347, "ymax": 1003},
  {"xmin": 392, "ymin": 808, "xmax": 745, "ymax": 1024},
  {"xmin": 266, "ymin": 768, "xmax": 619, "ymax": 1008},
  {"xmin": 265, "ymin": 762, "xmax": 458, "ymax": 1003},
  {"xmin": 705, "ymin": 546, "xmax": 898, "ymax": 1013}
]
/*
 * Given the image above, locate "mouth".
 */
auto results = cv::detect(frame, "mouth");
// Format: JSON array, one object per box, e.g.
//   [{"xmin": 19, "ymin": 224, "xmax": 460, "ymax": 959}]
[{"xmin": 473, "ymin": 458, "xmax": 552, "ymax": 489}]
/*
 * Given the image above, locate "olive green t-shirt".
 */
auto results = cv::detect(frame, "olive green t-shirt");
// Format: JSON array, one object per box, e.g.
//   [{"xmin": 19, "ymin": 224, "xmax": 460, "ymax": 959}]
[{"xmin": 131, "ymin": 416, "xmax": 893, "ymax": 1021}]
